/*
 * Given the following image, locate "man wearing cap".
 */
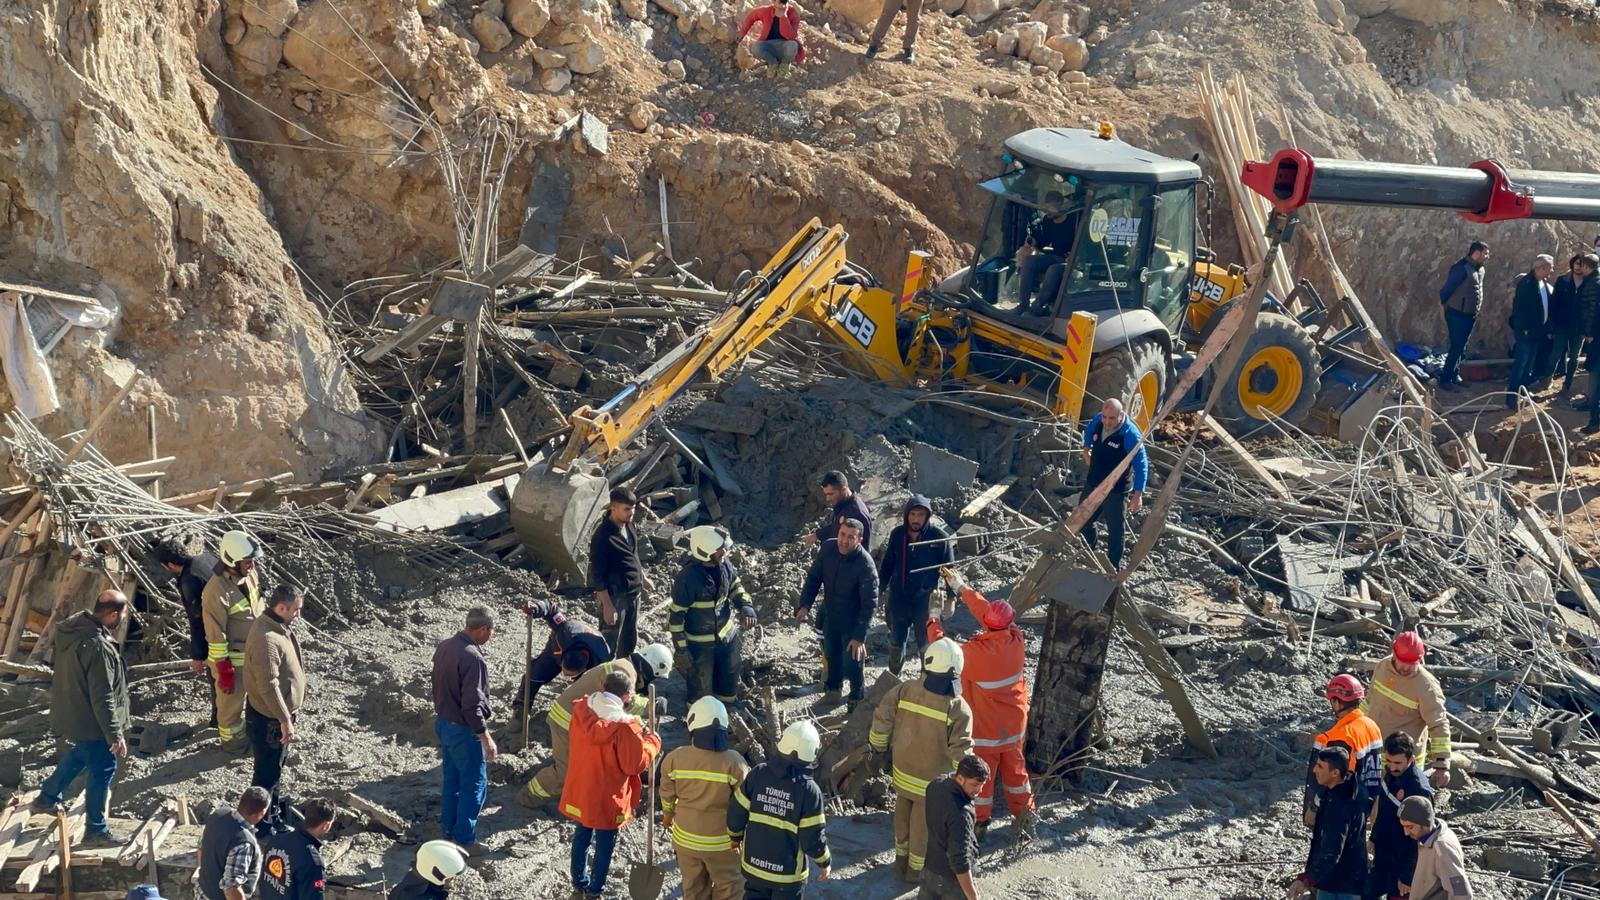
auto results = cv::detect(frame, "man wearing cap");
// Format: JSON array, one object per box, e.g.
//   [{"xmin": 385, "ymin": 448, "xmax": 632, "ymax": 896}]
[
  {"xmin": 929, "ymin": 569, "xmax": 1035, "ymax": 843},
  {"xmin": 1506, "ymin": 254, "xmax": 1553, "ymax": 406},
  {"xmin": 1368, "ymin": 633, "xmax": 1451, "ymax": 789},
  {"xmin": 1399, "ymin": 796, "xmax": 1474, "ymax": 900},
  {"xmin": 590, "ymin": 487, "xmax": 651, "ymax": 660}
]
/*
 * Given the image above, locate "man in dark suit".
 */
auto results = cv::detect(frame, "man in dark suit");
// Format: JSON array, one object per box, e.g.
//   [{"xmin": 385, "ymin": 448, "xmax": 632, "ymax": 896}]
[{"xmin": 1506, "ymin": 254, "xmax": 1553, "ymax": 407}]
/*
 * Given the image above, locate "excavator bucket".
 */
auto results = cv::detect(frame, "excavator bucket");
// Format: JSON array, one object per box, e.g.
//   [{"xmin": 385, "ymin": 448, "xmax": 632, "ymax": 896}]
[{"xmin": 509, "ymin": 460, "xmax": 610, "ymax": 580}]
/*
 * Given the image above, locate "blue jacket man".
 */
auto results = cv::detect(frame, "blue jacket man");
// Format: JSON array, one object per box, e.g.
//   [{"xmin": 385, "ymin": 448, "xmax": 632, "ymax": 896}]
[
  {"xmin": 1080, "ymin": 399, "xmax": 1149, "ymax": 570},
  {"xmin": 1369, "ymin": 732, "xmax": 1434, "ymax": 900},
  {"xmin": 1437, "ymin": 242, "xmax": 1489, "ymax": 386},
  {"xmin": 877, "ymin": 494, "xmax": 954, "ymax": 675}
]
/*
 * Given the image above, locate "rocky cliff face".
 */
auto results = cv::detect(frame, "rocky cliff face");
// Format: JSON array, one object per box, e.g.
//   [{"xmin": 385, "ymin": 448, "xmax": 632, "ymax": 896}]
[{"xmin": 0, "ymin": 0, "xmax": 379, "ymax": 487}]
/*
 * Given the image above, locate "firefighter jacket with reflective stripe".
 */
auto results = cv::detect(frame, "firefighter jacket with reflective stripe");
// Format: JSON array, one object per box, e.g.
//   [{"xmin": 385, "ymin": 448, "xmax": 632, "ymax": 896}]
[
  {"xmin": 1308, "ymin": 707, "xmax": 1383, "ymax": 811},
  {"xmin": 560, "ymin": 692, "xmax": 661, "ymax": 830},
  {"xmin": 727, "ymin": 759, "xmax": 830, "ymax": 885},
  {"xmin": 929, "ymin": 586, "xmax": 1029, "ymax": 749},
  {"xmin": 868, "ymin": 678, "xmax": 974, "ymax": 797},
  {"xmin": 660, "ymin": 744, "xmax": 749, "ymax": 852},
  {"xmin": 548, "ymin": 658, "xmax": 644, "ymax": 732},
  {"xmin": 201, "ymin": 569, "xmax": 263, "ymax": 664},
  {"xmin": 669, "ymin": 558, "xmax": 755, "ymax": 650},
  {"xmin": 1368, "ymin": 656, "xmax": 1452, "ymax": 764}
]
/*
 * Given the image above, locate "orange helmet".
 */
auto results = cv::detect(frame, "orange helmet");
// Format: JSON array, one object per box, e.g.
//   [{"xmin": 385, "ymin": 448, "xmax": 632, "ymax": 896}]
[
  {"xmin": 982, "ymin": 600, "xmax": 1015, "ymax": 630},
  {"xmin": 1326, "ymin": 674, "xmax": 1364, "ymax": 703},
  {"xmin": 1392, "ymin": 631, "xmax": 1425, "ymax": 665}
]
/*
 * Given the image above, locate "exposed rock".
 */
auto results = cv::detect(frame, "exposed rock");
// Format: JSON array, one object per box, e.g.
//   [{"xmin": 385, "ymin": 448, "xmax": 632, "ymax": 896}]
[
  {"xmin": 541, "ymin": 65, "xmax": 573, "ymax": 92},
  {"xmin": 241, "ymin": 0, "xmax": 298, "ymax": 37},
  {"xmin": 232, "ymin": 26, "xmax": 285, "ymax": 76},
  {"xmin": 471, "ymin": 12, "xmax": 514, "ymax": 52},
  {"xmin": 825, "ymin": 0, "xmax": 881, "ymax": 28},
  {"xmin": 653, "ymin": 0, "xmax": 690, "ymax": 16},
  {"xmin": 1315, "ymin": 0, "xmax": 1345, "ymax": 27},
  {"xmin": 506, "ymin": 0, "xmax": 552, "ymax": 36},
  {"xmin": 938, "ymin": 0, "xmax": 966, "ymax": 14},
  {"xmin": 665, "ymin": 58, "xmax": 687, "ymax": 79},
  {"xmin": 1045, "ymin": 33, "xmax": 1088, "ymax": 70},
  {"xmin": 1015, "ymin": 21, "xmax": 1047, "ymax": 58},
  {"xmin": 550, "ymin": 0, "xmax": 612, "ymax": 30},
  {"xmin": 283, "ymin": 0, "xmax": 424, "ymax": 92},
  {"xmin": 995, "ymin": 29, "xmax": 1018, "ymax": 55},
  {"xmin": 558, "ymin": 26, "xmax": 607, "ymax": 74},
  {"xmin": 965, "ymin": 0, "xmax": 1000, "ymax": 22},
  {"xmin": 573, "ymin": 110, "xmax": 608, "ymax": 155},
  {"xmin": 734, "ymin": 39, "xmax": 760, "ymax": 70},
  {"xmin": 1141, "ymin": 29, "xmax": 1164, "ymax": 45},
  {"xmin": 417, "ymin": 0, "xmax": 443, "ymax": 14},
  {"xmin": 532, "ymin": 47, "xmax": 569, "ymax": 68},
  {"xmin": 621, "ymin": 0, "xmax": 648, "ymax": 20},
  {"xmin": 628, "ymin": 101, "xmax": 660, "ymax": 130},
  {"xmin": 875, "ymin": 111, "xmax": 902, "ymax": 137},
  {"xmin": 980, "ymin": 76, "xmax": 1018, "ymax": 96},
  {"xmin": 1132, "ymin": 53, "xmax": 1157, "ymax": 81},
  {"xmin": 1061, "ymin": 68, "xmax": 1087, "ymax": 83},
  {"xmin": 223, "ymin": 15, "xmax": 247, "ymax": 44},
  {"xmin": 1029, "ymin": 44, "xmax": 1066, "ymax": 73},
  {"xmin": 1084, "ymin": 23, "xmax": 1108, "ymax": 44}
]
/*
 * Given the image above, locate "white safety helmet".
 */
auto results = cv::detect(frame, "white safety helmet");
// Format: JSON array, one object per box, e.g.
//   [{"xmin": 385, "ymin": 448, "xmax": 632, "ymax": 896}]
[
  {"xmin": 637, "ymin": 643, "xmax": 674, "ymax": 680},
  {"xmin": 416, "ymin": 840, "xmax": 469, "ymax": 886},
  {"xmin": 777, "ymin": 720, "xmax": 822, "ymax": 764},
  {"xmin": 686, "ymin": 696, "xmax": 730, "ymax": 732},
  {"xmin": 687, "ymin": 525, "xmax": 732, "ymax": 563},
  {"xmin": 218, "ymin": 530, "xmax": 260, "ymax": 568},
  {"xmin": 922, "ymin": 637, "xmax": 964, "ymax": 677}
]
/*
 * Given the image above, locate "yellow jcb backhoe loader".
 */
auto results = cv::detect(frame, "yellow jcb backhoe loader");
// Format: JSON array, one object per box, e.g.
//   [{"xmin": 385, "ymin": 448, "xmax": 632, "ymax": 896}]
[{"xmin": 511, "ymin": 125, "xmax": 1324, "ymax": 575}]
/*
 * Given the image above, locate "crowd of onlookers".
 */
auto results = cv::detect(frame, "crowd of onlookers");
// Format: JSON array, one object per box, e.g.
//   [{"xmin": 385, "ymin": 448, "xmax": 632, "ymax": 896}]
[{"xmin": 1435, "ymin": 240, "xmax": 1600, "ymax": 429}]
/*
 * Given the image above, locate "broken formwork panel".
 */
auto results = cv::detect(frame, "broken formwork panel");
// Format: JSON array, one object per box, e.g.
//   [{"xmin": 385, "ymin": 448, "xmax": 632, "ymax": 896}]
[{"xmin": 910, "ymin": 442, "xmax": 979, "ymax": 500}]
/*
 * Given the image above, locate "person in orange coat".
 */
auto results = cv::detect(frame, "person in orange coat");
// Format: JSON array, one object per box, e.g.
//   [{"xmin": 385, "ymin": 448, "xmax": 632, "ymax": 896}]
[
  {"xmin": 928, "ymin": 568, "xmax": 1036, "ymax": 844},
  {"xmin": 560, "ymin": 668, "xmax": 662, "ymax": 900}
]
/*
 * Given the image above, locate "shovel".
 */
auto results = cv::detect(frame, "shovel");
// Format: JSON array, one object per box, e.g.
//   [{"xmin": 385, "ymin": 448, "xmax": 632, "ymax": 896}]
[{"xmin": 629, "ymin": 683, "xmax": 666, "ymax": 900}]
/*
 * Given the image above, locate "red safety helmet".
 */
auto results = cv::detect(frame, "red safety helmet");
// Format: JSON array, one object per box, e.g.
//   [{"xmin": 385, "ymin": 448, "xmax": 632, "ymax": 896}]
[
  {"xmin": 982, "ymin": 600, "xmax": 1015, "ymax": 630},
  {"xmin": 1392, "ymin": 631, "xmax": 1425, "ymax": 665},
  {"xmin": 1325, "ymin": 674, "xmax": 1365, "ymax": 703}
]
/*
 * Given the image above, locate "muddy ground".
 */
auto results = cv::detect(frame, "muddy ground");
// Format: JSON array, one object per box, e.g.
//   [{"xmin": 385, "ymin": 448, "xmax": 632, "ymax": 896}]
[{"xmin": 3, "ymin": 376, "xmax": 1578, "ymax": 899}]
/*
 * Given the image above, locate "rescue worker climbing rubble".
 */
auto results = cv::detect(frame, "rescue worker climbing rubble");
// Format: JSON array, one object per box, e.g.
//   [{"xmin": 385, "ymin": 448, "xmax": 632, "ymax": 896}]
[
  {"xmin": 670, "ymin": 526, "xmax": 757, "ymax": 706},
  {"xmin": 521, "ymin": 599, "xmax": 611, "ymax": 709},
  {"xmin": 869, "ymin": 637, "xmax": 975, "ymax": 884},
  {"xmin": 516, "ymin": 643, "xmax": 673, "ymax": 807},
  {"xmin": 1368, "ymin": 632, "xmax": 1452, "ymax": 789},
  {"xmin": 1305, "ymin": 673, "xmax": 1383, "ymax": 827},
  {"xmin": 659, "ymin": 696, "xmax": 750, "ymax": 900},
  {"xmin": 929, "ymin": 568, "xmax": 1035, "ymax": 843},
  {"xmin": 728, "ymin": 721, "xmax": 832, "ymax": 898},
  {"xmin": 202, "ymin": 530, "xmax": 266, "ymax": 754}
]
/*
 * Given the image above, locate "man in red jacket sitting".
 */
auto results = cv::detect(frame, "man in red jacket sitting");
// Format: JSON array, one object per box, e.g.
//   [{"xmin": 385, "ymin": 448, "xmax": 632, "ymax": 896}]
[
  {"xmin": 560, "ymin": 669, "xmax": 662, "ymax": 900},
  {"xmin": 738, "ymin": 0, "xmax": 805, "ymax": 75}
]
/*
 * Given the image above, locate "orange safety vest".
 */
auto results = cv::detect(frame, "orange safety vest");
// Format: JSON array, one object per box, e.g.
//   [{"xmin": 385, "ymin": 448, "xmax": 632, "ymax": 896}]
[
  {"xmin": 1315, "ymin": 707, "xmax": 1383, "ymax": 789},
  {"xmin": 929, "ymin": 586, "xmax": 1028, "ymax": 749}
]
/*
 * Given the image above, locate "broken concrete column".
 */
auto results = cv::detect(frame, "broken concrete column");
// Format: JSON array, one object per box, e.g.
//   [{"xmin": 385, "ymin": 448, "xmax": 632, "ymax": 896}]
[{"xmin": 1024, "ymin": 571, "xmax": 1120, "ymax": 778}]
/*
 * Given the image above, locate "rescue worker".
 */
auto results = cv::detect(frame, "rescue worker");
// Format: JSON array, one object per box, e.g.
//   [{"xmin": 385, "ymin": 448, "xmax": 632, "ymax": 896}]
[
  {"xmin": 561, "ymin": 668, "xmax": 662, "ymax": 900},
  {"xmin": 670, "ymin": 526, "xmax": 758, "ymax": 706},
  {"xmin": 153, "ymin": 536, "xmax": 221, "ymax": 725},
  {"xmin": 590, "ymin": 486, "xmax": 650, "ymax": 660},
  {"xmin": 1369, "ymin": 731, "xmax": 1434, "ymax": 900},
  {"xmin": 516, "ymin": 643, "xmax": 673, "ymax": 807},
  {"xmin": 660, "ymin": 696, "xmax": 750, "ymax": 900},
  {"xmin": 1289, "ymin": 747, "xmax": 1369, "ymax": 900},
  {"xmin": 387, "ymin": 841, "xmax": 470, "ymax": 900},
  {"xmin": 920, "ymin": 755, "xmax": 990, "ymax": 900},
  {"xmin": 1399, "ymin": 796, "xmax": 1474, "ymax": 900},
  {"xmin": 868, "ymin": 637, "xmax": 975, "ymax": 884},
  {"xmin": 244, "ymin": 584, "xmax": 308, "ymax": 837},
  {"xmin": 803, "ymin": 470, "xmax": 872, "ymax": 550},
  {"xmin": 728, "ymin": 721, "xmax": 832, "ymax": 898},
  {"xmin": 1368, "ymin": 632, "xmax": 1452, "ymax": 789},
  {"xmin": 521, "ymin": 598, "xmax": 611, "ymax": 707},
  {"xmin": 796, "ymin": 518, "xmax": 878, "ymax": 707},
  {"xmin": 878, "ymin": 495, "xmax": 953, "ymax": 676},
  {"xmin": 202, "ymin": 530, "xmax": 266, "ymax": 753},
  {"xmin": 929, "ymin": 570, "xmax": 1034, "ymax": 842},
  {"xmin": 197, "ymin": 786, "xmax": 271, "ymax": 900},
  {"xmin": 260, "ymin": 797, "xmax": 337, "ymax": 900},
  {"xmin": 1306, "ymin": 673, "xmax": 1383, "ymax": 827},
  {"xmin": 1079, "ymin": 398, "xmax": 1148, "ymax": 570}
]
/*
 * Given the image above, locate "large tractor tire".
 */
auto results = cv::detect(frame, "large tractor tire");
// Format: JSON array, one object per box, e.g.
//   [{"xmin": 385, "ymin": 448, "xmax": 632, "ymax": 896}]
[
  {"xmin": 1212, "ymin": 311, "xmax": 1321, "ymax": 429},
  {"xmin": 1082, "ymin": 337, "xmax": 1167, "ymax": 433}
]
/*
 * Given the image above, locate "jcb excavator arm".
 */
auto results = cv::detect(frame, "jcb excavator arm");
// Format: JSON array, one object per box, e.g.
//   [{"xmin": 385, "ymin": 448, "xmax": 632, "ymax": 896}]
[{"xmin": 549, "ymin": 218, "xmax": 902, "ymax": 472}]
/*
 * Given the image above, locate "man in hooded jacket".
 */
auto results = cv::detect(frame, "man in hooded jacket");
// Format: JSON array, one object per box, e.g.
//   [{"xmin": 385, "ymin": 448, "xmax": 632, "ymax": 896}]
[
  {"xmin": 560, "ymin": 668, "xmax": 662, "ymax": 900},
  {"xmin": 878, "ymin": 495, "xmax": 953, "ymax": 676}
]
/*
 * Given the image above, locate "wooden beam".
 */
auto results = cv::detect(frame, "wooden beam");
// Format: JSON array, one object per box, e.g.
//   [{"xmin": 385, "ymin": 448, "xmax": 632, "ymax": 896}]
[{"xmin": 1200, "ymin": 413, "xmax": 1291, "ymax": 500}]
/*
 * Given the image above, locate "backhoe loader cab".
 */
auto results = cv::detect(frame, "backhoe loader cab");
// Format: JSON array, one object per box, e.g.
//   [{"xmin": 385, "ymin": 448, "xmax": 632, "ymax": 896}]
[{"xmin": 944, "ymin": 127, "xmax": 1319, "ymax": 431}]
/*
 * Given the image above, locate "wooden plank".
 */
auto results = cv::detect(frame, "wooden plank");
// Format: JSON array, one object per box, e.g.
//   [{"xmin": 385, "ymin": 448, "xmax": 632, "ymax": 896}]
[
  {"xmin": 430, "ymin": 276, "xmax": 494, "ymax": 322},
  {"xmin": 131, "ymin": 816, "xmax": 176, "ymax": 870},
  {"xmin": 958, "ymin": 477, "xmax": 1016, "ymax": 520},
  {"xmin": 0, "ymin": 793, "xmax": 38, "ymax": 863},
  {"xmin": 0, "ymin": 280, "xmax": 101, "ymax": 307},
  {"xmin": 14, "ymin": 794, "xmax": 81, "ymax": 892},
  {"xmin": 1113, "ymin": 584, "xmax": 1217, "ymax": 759},
  {"xmin": 1200, "ymin": 413, "xmax": 1292, "ymax": 500}
]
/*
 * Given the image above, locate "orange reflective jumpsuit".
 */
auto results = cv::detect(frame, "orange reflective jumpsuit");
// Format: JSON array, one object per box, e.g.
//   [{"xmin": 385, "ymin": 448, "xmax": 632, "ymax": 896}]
[{"xmin": 928, "ymin": 585, "xmax": 1032, "ymax": 824}]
